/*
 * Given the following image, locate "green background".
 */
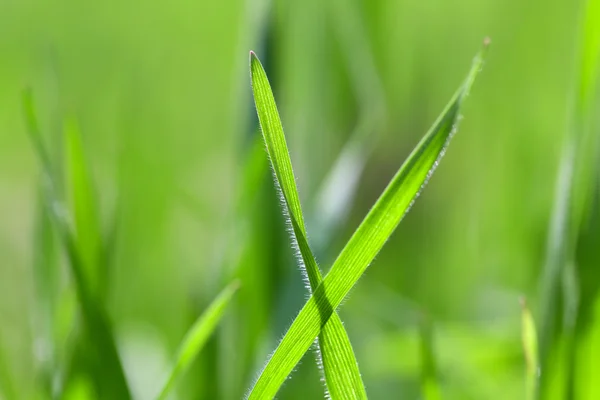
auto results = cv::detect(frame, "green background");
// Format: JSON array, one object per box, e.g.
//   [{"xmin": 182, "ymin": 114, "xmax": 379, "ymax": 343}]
[{"xmin": 0, "ymin": 0, "xmax": 595, "ymax": 398}]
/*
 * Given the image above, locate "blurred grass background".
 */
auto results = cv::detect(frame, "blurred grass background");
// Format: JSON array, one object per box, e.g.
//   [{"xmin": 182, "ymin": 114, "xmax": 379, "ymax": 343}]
[{"xmin": 0, "ymin": 0, "xmax": 596, "ymax": 399}]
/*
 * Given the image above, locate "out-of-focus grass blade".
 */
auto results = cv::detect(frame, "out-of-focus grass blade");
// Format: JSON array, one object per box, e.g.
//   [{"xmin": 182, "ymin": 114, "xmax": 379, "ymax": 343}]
[
  {"xmin": 22, "ymin": 89, "xmax": 52, "ymax": 172},
  {"xmin": 577, "ymin": 0, "xmax": 600, "ymax": 115},
  {"xmin": 217, "ymin": 133, "xmax": 271, "ymax": 400},
  {"xmin": 539, "ymin": 0, "xmax": 600, "ymax": 391},
  {"xmin": 574, "ymin": 181, "xmax": 600, "ymax": 399},
  {"xmin": 41, "ymin": 155, "xmax": 132, "ymax": 400},
  {"xmin": 23, "ymin": 91, "xmax": 132, "ymax": 400},
  {"xmin": 328, "ymin": 0, "xmax": 385, "ymax": 116},
  {"xmin": 157, "ymin": 280, "xmax": 240, "ymax": 400},
  {"xmin": 419, "ymin": 314, "xmax": 441, "ymax": 400},
  {"xmin": 312, "ymin": 128, "xmax": 373, "ymax": 250},
  {"xmin": 0, "ymin": 339, "xmax": 16, "ymax": 400},
  {"xmin": 62, "ymin": 374, "xmax": 96, "ymax": 400},
  {"xmin": 250, "ymin": 52, "xmax": 367, "ymax": 399},
  {"xmin": 520, "ymin": 298, "xmax": 539, "ymax": 400},
  {"xmin": 31, "ymin": 189, "xmax": 61, "ymax": 395},
  {"xmin": 247, "ymin": 41, "xmax": 489, "ymax": 400},
  {"xmin": 575, "ymin": 295, "xmax": 600, "ymax": 400},
  {"xmin": 64, "ymin": 117, "xmax": 104, "ymax": 300},
  {"xmin": 312, "ymin": 0, "xmax": 386, "ymax": 250}
]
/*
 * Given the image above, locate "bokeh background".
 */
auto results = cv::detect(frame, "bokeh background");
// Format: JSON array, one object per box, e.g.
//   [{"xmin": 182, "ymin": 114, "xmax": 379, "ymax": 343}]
[{"xmin": 0, "ymin": 0, "xmax": 596, "ymax": 399}]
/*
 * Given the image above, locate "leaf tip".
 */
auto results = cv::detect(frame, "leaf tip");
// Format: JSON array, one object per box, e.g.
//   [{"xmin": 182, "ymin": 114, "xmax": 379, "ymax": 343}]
[
  {"xmin": 249, "ymin": 51, "xmax": 262, "ymax": 82},
  {"xmin": 483, "ymin": 36, "xmax": 491, "ymax": 48},
  {"xmin": 249, "ymin": 50, "xmax": 259, "ymax": 67}
]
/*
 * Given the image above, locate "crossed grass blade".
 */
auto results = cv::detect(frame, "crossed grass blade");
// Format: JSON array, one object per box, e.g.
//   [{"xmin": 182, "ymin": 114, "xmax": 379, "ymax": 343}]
[
  {"xmin": 247, "ymin": 40, "xmax": 489, "ymax": 400},
  {"xmin": 250, "ymin": 52, "xmax": 367, "ymax": 399}
]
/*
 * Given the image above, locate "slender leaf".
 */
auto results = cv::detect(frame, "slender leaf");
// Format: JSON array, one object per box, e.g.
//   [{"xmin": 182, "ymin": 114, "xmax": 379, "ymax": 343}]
[
  {"xmin": 217, "ymin": 133, "xmax": 272, "ymax": 400},
  {"xmin": 23, "ymin": 91, "xmax": 132, "ymax": 400},
  {"xmin": 64, "ymin": 117, "xmax": 104, "ymax": 300},
  {"xmin": 311, "ymin": 0, "xmax": 386, "ymax": 248},
  {"xmin": 22, "ymin": 89, "xmax": 52, "ymax": 173},
  {"xmin": 520, "ymin": 298, "xmax": 539, "ymax": 400},
  {"xmin": 0, "ymin": 338, "xmax": 16, "ymax": 400},
  {"xmin": 574, "ymin": 294, "xmax": 600, "ymax": 400},
  {"xmin": 247, "ymin": 40, "xmax": 489, "ymax": 399},
  {"xmin": 328, "ymin": 0, "xmax": 385, "ymax": 115},
  {"xmin": 31, "ymin": 189, "xmax": 61, "ymax": 396},
  {"xmin": 157, "ymin": 280, "xmax": 240, "ymax": 400},
  {"xmin": 251, "ymin": 52, "xmax": 367, "ymax": 399},
  {"xmin": 40, "ymin": 172, "xmax": 132, "ymax": 400},
  {"xmin": 538, "ymin": 0, "xmax": 600, "ymax": 392},
  {"xmin": 419, "ymin": 314, "xmax": 441, "ymax": 400}
]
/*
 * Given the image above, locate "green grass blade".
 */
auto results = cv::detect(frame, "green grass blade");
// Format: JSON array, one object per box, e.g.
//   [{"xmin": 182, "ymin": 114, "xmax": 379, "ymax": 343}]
[
  {"xmin": 64, "ymin": 117, "xmax": 104, "ymax": 299},
  {"xmin": 250, "ymin": 52, "xmax": 367, "ymax": 399},
  {"xmin": 520, "ymin": 298, "xmax": 539, "ymax": 400},
  {"xmin": 22, "ymin": 88, "xmax": 52, "ymax": 173},
  {"xmin": 328, "ymin": 0, "xmax": 385, "ymax": 116},
  {"xmin": 249, "ymin": 51, "xmax": 308, "ymax": 243},
  {"xmin": 0, "ymin": 338, "xmax": 16, "ymax": 400},
  {"xmin": 312, "ymin": 0, "xmax": 386, "ymax": 251},
  {"xmin": 578, "ymin": 0, "xmax": 600, "ymax": 115},
  {"xmin": 574, "ymin": 294, "xmax": 600, "ymax": 400},
  {"xmin": 538, "ymin": 0, "xmax": 600, "ymax": 385},
  {"xmin": 419, "ymin": 314, "xmax": 441, "ymax": 400},
  {"xmin": 247, "ymin": 41, "xmax": 489, "ymax": 400},
  {"xmin": 216, "ymin": 133, "xmax": 272, "ymax": 400},
  {"xmin": 157, "ymin": 281, "xmax": 240, "ymax": 400},
  {"xmin": 24, "ymin": 91, "xmax": 132, "ymax": 400},
  {"xmin": 31, "ymin": 189, "xmax": 62, "ymax": 395},
  {"xmin": 40, "ymin": 154, "xmax": 132, "ymax": 400}
]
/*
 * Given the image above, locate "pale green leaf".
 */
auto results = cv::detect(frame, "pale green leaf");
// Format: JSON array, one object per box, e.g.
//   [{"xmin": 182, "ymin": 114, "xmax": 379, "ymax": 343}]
[
  {"xmin": 578, "ymin": 0, "xmax": 600, "ymax": 113},
  {"xmin": 0, "ymin": 338, "xmax": 16, "ymax": 400},
  {"xmin": 520, "ymin": 298, "xmax": 539, "ymax": 400},
  {"xmin": 157, "ymin": 280, "xmax": 240, "ymax": 400},
  {"xmin": 250, "ymin": 52, "xmax": 367, "ymax": 399},
  {"xmin": 538, "ymin": 0, "xmax": 600, "ymax": 387},
  {"xmin": 419, "ymin": 314, "xmax": 441, "ymax": 400},
  {"xmin": 247, "ymin": 41, "xmax": 489, "ymax": 400},
  {"xmin": 312, "ymin": 0, "xmax": 386, "ymax": 250},
  {"xmin": 31, "ymin": 189, "xmax": 61, "ymax": 394},
  {"xmin": 64, "ymin": 117, "xmax": 104, "ymax": 299}
]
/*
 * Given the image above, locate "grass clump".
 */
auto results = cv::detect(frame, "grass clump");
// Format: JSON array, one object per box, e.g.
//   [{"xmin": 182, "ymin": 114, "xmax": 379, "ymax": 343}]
[{"xmin": 24, "ymin": 90, "xmax": 239, "ymax": 400}]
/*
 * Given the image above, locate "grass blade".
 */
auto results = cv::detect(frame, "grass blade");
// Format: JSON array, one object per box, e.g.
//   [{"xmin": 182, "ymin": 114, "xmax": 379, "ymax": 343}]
[
  {"xmin": 520, "ymin": 298, "xmax": 539, "ymax": 400},
  {"xmin": 24, "ymin": 91, "xmax": 132, "ymax": 400},
  {"xmin": 538, "ymin": 0, "xmax": 600, "ymax": 392},
  {"xmin": 250, "ymin": 51, "xmax": 367, "ymax": 399},
  {"xmin": 40, "ymin": 150, "xmax": 132, "ymax": 400},
  {"xmin": 31, "ymin": 188, "xmax": 62, "ymax": 395},
  {"xmin": 157, "ymin": 281, "xmax": 240, "ymax": 400},
  {"xmin": 0, "ymin": 338, "xmax": 16, "ymax": 400},
  {"xmin": 574, "ymin": 294, "xmax": 600, "ymax": 400},
  {"xmin": 64, "ymin": 117, "xmax": 104, "ymax": 300},
  {"xmin": 419, "ymin": 314, "xmax": 441, "ymax": 400},
  {"xmin": 22, "ymin": 89, "xmax": 53, "ymax": 173},
  {"xmin": 312, "ymin": 0, "xmax": 386, "ymax": 247},
  {"xmin": 247, "ymin": 40, "xmax": 489, "ymax": 400}
]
